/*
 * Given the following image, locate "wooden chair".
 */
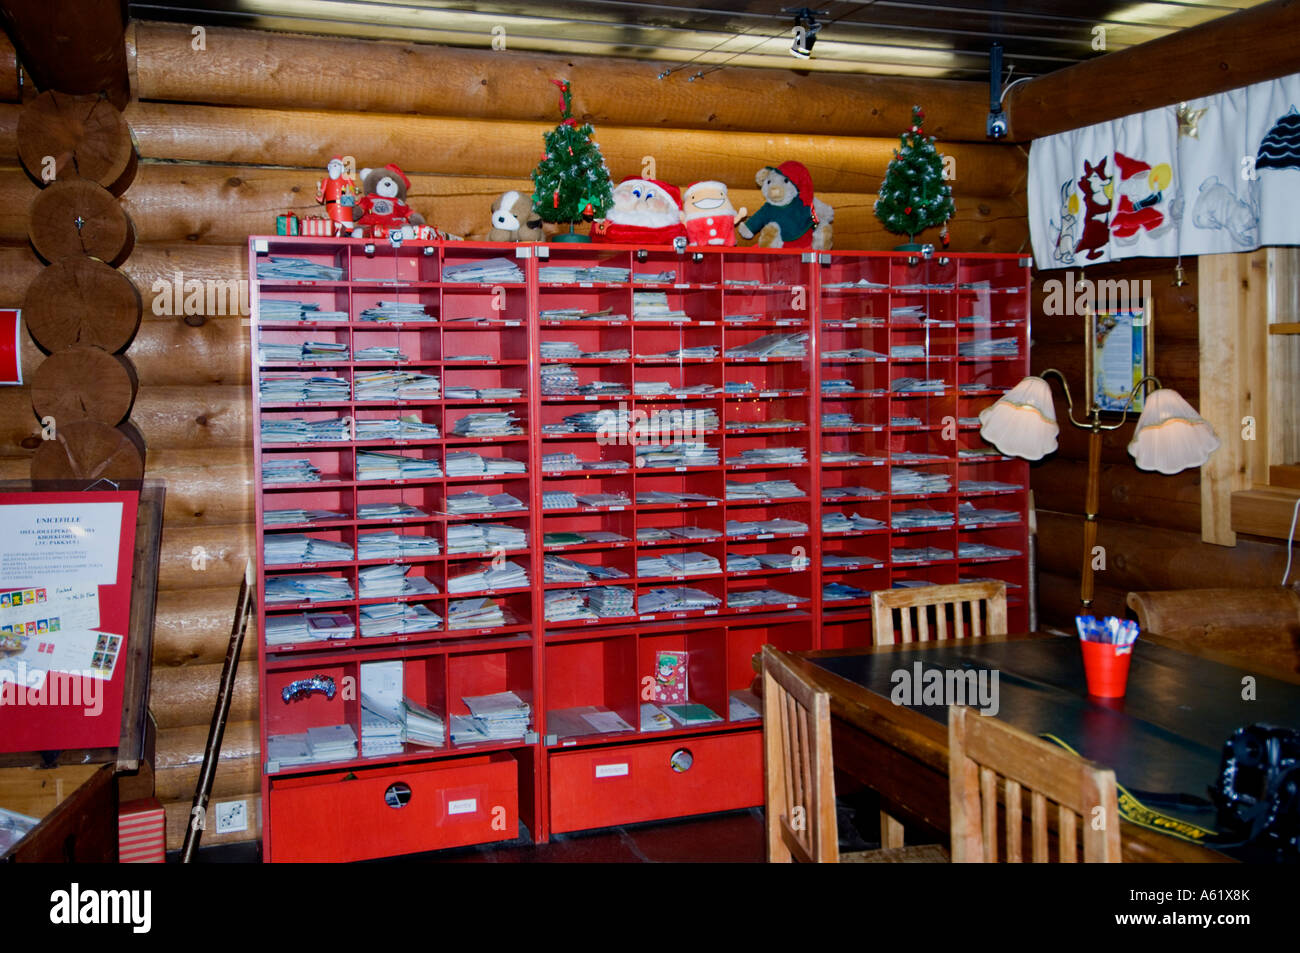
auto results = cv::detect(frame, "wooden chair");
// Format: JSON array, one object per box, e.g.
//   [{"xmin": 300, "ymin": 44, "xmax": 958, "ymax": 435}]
[
  {"xmin": 948, "ymin": 705, "xmax": 1121, "ymax": 862},
  {"xmin": 869, "ymin": 581, "xmax": 1006, "ymax": 845},
  {"xmin": 761, "ymin": 644, "xmax": 949, "ymax": 863},
  {"xmin": 871, "ymin": 581, "xmax": 1007, "ymax": 647},
  {"xmin": 1126, "ymin": 588, "xmax": 1300, "ymax": 680}
]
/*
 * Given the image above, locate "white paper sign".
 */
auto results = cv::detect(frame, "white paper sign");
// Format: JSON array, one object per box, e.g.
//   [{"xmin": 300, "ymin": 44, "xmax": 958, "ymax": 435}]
[{"xmin": 0, "ymin": 502, "xmax": 123, "ymax": 588}]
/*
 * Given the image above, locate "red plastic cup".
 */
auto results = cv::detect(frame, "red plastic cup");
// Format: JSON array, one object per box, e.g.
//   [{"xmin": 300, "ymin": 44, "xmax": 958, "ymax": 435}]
[{"xmin": 1080, "ymin": 640, "xmax": 1133, "ymax": 698}]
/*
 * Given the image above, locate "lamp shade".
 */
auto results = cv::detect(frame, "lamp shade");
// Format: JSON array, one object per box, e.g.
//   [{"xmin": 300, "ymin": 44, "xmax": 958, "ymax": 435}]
[
  {"xmin": 1127, "ymin": 388, "xmax": 1220, "ymax": 474},
  {"xmin": 978, "ymin": 376, "xmax": 1060, "ymax": 461}
]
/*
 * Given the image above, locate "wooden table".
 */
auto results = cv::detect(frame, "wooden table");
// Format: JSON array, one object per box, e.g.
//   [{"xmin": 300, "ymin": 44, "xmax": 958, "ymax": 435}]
[{"xmin": 761, "ymin": 631, "xmax": 1300, "ymax": 862}]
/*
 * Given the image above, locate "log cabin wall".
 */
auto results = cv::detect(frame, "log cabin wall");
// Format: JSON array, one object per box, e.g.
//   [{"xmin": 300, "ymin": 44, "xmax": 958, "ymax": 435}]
[
  {"xmin": 1029, "ymin": 257, "xmax": 1294, "ymax": 630},
  {"xmin": 0, "ymin": 19, "xmax": 1029, "ymax": 850}
]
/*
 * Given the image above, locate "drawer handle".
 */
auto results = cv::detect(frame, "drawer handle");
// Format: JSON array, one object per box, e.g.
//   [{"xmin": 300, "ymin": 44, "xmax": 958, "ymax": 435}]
[
  {"xmin": 384, "ymin": 782, "xmax": 412, "ymax": 809},
  {"xmin": 670, "ymin": 748, "xmax": 694, "ymax": 773}
]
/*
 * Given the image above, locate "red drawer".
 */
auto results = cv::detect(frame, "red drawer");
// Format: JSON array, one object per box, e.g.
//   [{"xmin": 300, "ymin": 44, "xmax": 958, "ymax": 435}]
[
  {"xmin": 548, "ymin": 730, "xmax": 761, "ymax": 833},
  {"xmin": 268, "ymin": 752, "xmax": 517, "ymax": 862}
]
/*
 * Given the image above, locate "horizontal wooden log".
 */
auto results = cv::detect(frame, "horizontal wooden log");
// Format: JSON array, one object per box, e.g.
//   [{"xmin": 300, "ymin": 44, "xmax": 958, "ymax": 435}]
[
  {"xmin": 1030, "ymin": 267, "xmax": 1200, "ymax": 343},
  {"xmin": 0, "ymin": 333, "xmax": 250, "ymax": 446},
  {"xmin": 0, "ymin": 104, "xmax": 15, "ymax": 158},
  {"xmin": 155, "ymin": 721, "xmax": 259, "ymax": 801},
  {"xmin": 158, "ymin": 522, "xmax": 256, "ymax": 592},
  {"xmin": 18, "ymin": 91, "xmax": 137, "ymax": 193},
  {"xmin": 129, "ymin": 313, "xmax": 250, "ymax": 387},
  {"xmin": 1030, "ymin": 457, "xmax": 1202, "ymax": 534},
  {"xmin": 149, "ymin": 448, "xmax": 255, "ymax": 526},
  {"xmin": 0, "ymin": 387, "xmax": 39, "ymax": 454},
  {"xmin": 0, "ymin": 0, "xmax": 129, "ymax": 108},
  {"xmin": 81, "ymin": 163, "xmax": 1028, "ymax": 251},
  {"xmin": 163, "ymin": 793, "xmax": 260, "ymax": 850},
  {"xmin": 0, "ymin": 33, "xmax": 18, "ymax": 104},
  {"xmin": 1036, "ymin": 509, "xmax": 1291, "ymax": 594},
  {"xmin": 153, "ymin": 587, "xmax": 257, "ymax": 667},
  {"xmin": 1008, "ymin": 0, "xmax": 1300, "ymax": 140},
  {"xmin": 1038, "ymin": 569, "xmax": 1129, "ymax": 629},
  {"xmin": 1030, "ymin": 341, "xmax": 1199, "ymax": 400},
  {"xmin": 130, "ymin": 20, "xmax": 995, "ymax": 141},
  {"xmin": 149, "ymin": 661, "xmax": 257, "ymax": 730},
  {"xmin": 132, "ymin": 385, "xmax": 250, "ymax": 450},
  {"xmin": 124, "ymin": 101, "xmax": 1025, "ymax": 199}
]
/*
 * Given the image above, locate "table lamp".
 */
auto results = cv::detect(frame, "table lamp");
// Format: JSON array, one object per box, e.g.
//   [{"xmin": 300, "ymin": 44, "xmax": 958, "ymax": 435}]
[{"xmin": 978, "ymin": 369, "xmax": 1219, "ymax": 609}]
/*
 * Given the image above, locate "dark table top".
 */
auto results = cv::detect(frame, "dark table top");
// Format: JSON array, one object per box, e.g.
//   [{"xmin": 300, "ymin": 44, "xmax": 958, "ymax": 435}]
[{"xmin": 811, "ymin": 635, "xmax": 1300, "ymax": 833}]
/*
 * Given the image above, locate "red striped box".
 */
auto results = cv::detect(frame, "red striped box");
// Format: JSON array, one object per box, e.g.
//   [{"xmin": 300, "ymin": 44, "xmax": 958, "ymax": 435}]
[
  {"xmin": 298, "ymin": 216, "xmax": 335, "ymax": 236},
  {"xmin": 118, "ymin": 798, "xmax": 166, "ymax": 863}
]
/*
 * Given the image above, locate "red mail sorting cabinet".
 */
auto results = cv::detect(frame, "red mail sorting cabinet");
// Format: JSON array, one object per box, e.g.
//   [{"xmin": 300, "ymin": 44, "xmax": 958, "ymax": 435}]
[{"xmin": 249, "ymin": 237, "xmax": 1029, "ymax": 860}]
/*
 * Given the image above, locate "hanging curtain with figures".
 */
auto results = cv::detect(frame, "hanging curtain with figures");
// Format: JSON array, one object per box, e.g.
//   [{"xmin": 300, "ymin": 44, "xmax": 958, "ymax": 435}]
[{"xmin": 1028, "ymin": 71, "xmax": 1300, "ymax": 270}]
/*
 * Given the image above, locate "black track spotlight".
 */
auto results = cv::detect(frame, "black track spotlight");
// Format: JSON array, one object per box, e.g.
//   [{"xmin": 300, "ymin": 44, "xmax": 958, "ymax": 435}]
[{"xmin": 788, "ymin": 8, "xmax": 824, "ymax": 59}]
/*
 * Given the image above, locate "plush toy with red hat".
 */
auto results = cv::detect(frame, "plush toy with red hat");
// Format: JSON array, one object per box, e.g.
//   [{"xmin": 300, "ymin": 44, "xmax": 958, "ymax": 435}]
[
  {"xmin": 352, "ymin": 164, "xmax": 425, "ymax": 238},
  {"xmin": 737, "ymin": 161, "xmax": 827, "ymax": 249},
  {"xmin": 591, "ymin": 176, "xmax": 687, "ymax": 245}
]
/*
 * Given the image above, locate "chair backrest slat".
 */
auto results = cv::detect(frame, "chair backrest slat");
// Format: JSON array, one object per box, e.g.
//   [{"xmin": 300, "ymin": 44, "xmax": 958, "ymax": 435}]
[
  {"xmin": 873, "ymin": 582, "xmax": 1005, "ymax": 647},
  {"xmin": 763, "ymin": 645, "xmax": 839, "ymax": 863},
  {"xmin": 948, "ymin": 705, "xmax": 1121, "ymax": 863}
]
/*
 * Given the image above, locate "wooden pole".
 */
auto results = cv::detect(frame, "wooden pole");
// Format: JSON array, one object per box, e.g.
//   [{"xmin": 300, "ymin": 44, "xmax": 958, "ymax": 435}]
[
  {"xmin": 181, "ymin": 561, "xmax": 254, "ymax": 863},
  {"xmin": 1080, "ymin": 425, "xmax": 1103, "ymax": 610}
]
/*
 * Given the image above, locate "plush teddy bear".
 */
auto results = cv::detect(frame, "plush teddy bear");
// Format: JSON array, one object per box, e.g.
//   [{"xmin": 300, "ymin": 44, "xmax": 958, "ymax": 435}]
[
  {"xmin": 487, "ymin": 190, "xmax": 546, "ymax": 242},
  {"xmin": 737, "ymin": 161, "xmax": 832, "ymax": 250},
  {"xmin": 351, "ymin": 164, "xmax": 425, "ymax": 238}
]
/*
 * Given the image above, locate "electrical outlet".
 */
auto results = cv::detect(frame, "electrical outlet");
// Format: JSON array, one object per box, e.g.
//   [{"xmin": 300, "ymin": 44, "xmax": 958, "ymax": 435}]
[{"xmin": 214, "ymin": 799, "xmax": 248, "ymax": 835}]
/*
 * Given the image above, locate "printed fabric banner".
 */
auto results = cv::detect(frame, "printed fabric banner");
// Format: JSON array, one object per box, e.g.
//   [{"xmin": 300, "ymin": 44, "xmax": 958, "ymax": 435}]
[{"xmin": 1029, "ymin": 72, "xmax": 1300, "ymax": 270}]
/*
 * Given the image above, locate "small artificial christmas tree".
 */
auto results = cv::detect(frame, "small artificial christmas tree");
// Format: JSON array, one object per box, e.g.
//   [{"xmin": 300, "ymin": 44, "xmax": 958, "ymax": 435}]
[
  {"xmin": 531, "ymin": 80, "xmax": 614, "ymax": 242},
  {"xmin": 874, "ymin": 105, "xmax": 955, "ymax": 249}
]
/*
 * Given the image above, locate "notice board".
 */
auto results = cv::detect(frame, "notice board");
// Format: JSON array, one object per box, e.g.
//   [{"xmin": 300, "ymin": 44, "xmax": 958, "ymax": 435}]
[{"xmin": 0, "ymin": 490, "xmax": 139, "ymax": 753}]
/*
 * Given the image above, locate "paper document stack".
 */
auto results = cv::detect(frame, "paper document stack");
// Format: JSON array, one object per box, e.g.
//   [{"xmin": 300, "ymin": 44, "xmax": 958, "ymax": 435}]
[
  {"xmin": 451, "ymin": 411, "xmax": 522, "ymax": 437},
  {"xmin": 442, "ymin": 258, "xmax": 524, "ymax": 283},
  {"xmin": 358, "ymin": 301, "xmax": 433, "ymax": 322},
  {"xmin": 447, "ymin": 597, "xmax": 508, "ymax": 629},
  {"xmin": 444, "ymin": 492, "xmax": 526, "ymax": 515},
  {"xmin": 264, "ymin": 574, "xmax": 353, "ymax": 604},
  {"xmin": 458, "ymin": 692, "xmax": 532, "ymax": 741},
  {"xmin": 447, "ymin": 560, "xmax": 530, "ymax": 593},
  {"xmin": 257, "ymin": 256, "xmax": 344, "ymax": 281}
]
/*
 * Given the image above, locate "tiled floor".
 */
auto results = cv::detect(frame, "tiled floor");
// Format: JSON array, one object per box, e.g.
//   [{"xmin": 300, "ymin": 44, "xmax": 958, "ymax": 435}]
[{"xmin": 181, "ymin": 793, "xmax": 900, "ymax": 863}]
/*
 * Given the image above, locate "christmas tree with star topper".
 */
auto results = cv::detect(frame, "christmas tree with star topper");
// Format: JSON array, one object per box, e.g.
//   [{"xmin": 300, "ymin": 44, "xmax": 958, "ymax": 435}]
[
  {"xmin": 874, "ymin": 105, "xmax": 955, "ymax": 249},
  {"xmin": 531, "ymin": 80, "xmax": 613, "ymax": 242}
]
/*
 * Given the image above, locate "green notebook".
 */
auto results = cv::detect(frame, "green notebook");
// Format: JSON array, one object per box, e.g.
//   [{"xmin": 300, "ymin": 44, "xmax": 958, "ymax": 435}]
[
  {"xmin": 663, "ymin": 703, "xmax": 723, "ymax": 726},
  {"xmin": 544, "ymin": 532, "xmax": 586, "ymax": 545}
]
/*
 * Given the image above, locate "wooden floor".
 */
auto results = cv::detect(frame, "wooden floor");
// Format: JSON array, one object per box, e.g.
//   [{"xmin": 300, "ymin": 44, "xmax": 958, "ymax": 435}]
[{"xmin": 178, "ymin": 794, "xmax": 900, "ymax": 862}]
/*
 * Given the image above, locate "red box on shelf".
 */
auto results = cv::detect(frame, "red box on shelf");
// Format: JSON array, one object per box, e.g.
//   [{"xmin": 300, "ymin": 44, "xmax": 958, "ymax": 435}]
[{"xmin": 118, "ymin": 798, "xmax": 166, "ymax": 864}]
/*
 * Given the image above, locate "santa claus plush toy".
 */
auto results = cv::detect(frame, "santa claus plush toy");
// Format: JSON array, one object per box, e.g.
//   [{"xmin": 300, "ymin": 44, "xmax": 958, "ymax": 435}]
[{"xmin": 592, "ymin": 177, "xmax": 687, "ymax": 245}]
